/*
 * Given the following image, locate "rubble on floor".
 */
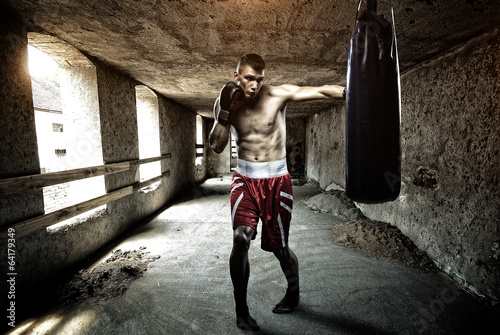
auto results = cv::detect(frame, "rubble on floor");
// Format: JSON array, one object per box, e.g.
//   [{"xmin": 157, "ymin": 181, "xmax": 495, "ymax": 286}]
[
  {"xmin": 331, "ymin": 219, "xmax": 438, "ymax": 272},
  {"xmin": 302, "ymin": 190, "xmax": 366, "ymax": 221},
  {"xmin": 60, "ymin": 247, "xmax": 160, "ymax": 306},
  {"xmin": 302, "ymin": 185, "xmax": 437, "ymax": 272}
]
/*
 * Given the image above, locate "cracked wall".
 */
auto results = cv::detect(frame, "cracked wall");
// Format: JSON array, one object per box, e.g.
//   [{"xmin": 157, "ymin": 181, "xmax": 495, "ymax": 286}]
[{"xmin": 306, "ymin": 28, "xmax": 500, "ymax": 303}]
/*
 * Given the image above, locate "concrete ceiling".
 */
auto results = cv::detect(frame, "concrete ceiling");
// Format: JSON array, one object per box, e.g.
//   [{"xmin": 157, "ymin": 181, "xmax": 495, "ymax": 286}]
[{"xmin": 4, "ymin": 0, "xmax": 500, "ymax": 118}]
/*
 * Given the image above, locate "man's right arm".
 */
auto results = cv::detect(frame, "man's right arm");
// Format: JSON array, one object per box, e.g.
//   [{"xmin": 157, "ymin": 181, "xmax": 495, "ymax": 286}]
[
  {"xmin": 209, "ymin": 82, "xmax": 243, "ymax": 154},
  {"xmin": 209, "ymin": 97, "xmax": 231, "ymax": 154}
]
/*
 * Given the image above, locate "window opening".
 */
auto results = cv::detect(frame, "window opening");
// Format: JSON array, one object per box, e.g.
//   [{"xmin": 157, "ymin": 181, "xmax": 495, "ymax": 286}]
[
  {"xmin": 28, "ymin": 33, "xmax": 106, "ymax": 232},
  {"xmin": 195, "ymin": 115, "xmax": 204, "ymax": 166},
  {"xmin": 135, "ymin": 85, "xmax": 161, "ymax": 182}
]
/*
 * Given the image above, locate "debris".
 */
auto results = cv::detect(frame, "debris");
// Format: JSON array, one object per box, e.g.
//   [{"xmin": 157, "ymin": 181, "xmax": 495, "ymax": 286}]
[
  {"xmin": 302, "ymin": 191, "xmax": 365, "ymax": 221},
  {"xmin": 332, "ymin": 220, "xmax": 437, "ymax": 272},
  {"xmin": 61, "ymin": 248, "xmax": 160, "ymax": 305}
]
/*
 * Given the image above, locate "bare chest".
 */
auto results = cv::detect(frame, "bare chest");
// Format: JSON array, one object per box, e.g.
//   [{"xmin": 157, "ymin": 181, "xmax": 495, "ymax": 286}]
[{"xmin": 231, "ymin": 102, "xmax": 286, "ymax": 138}]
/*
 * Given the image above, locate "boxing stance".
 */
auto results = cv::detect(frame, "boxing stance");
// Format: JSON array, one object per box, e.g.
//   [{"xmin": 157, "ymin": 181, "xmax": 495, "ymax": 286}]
[{"xmin": 209, "ymin": 54, "xmax": 344, "ymax": 331}]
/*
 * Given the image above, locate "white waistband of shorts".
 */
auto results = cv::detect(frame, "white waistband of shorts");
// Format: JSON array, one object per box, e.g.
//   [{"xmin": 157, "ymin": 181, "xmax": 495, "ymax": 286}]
[{"xmin": 235, "ymin": 158, "xmax": 288, "ymax": 178}]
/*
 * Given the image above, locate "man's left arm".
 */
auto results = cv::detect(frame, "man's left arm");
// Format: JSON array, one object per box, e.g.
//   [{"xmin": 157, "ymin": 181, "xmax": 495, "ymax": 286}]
[{"xmin": 271, "ymin": 84, "xmax": 345, "ymax": 102}]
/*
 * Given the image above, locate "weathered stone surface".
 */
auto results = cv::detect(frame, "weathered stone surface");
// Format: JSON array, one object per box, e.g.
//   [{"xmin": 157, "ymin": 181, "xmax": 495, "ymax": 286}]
[
  {"xmin": 307, "ymin": 28, "xmax": 500, "ymax": 303},
  {"xmin": 305, "ymin": 104, "xmax": 345, "ymax": 187},
  {"xmin": 0, "ymin": 10, "xmax": 44, "ymax": 228}
]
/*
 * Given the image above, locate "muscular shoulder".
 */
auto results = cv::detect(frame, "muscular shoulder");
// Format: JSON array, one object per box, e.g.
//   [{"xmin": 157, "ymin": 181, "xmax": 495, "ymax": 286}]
[
  {"xmin": 253, "ymin": 84, "xmax": 302, "ymax": 106},
  {"xmin": 267, "ymin": 84, "xmax": 299, "ymax": 97},
  {"xmin": 263, "ymin": 84, "xmax": 303, "ymax": 106}
]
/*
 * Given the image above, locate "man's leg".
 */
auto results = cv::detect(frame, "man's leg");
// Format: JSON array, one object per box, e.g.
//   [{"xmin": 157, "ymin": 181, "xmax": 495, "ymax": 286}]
[
  {"xmin": 272, "ymin": 245, "xmax": 300, "ymax": 313},
  {"xmin": 230, "ymin": 225, "xmax": 260, "ymax": 331}
]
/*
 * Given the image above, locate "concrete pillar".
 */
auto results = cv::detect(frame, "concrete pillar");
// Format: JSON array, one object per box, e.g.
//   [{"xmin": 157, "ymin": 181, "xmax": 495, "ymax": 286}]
[
  {"xmin": 0, "ymin": 10, "xmax": 46, "ymax": 313},
  {"xmin": 95, "ymin": 62, "xmax": 139, "ymax": 190},
  {"xmin": 94, "ymin": 61, "xmax": 141, "ymax": 232},
  {"xmin": 0, "ymin": 10, "xmax": 44, "ymax": 227},
  {"xmin": 158, "ymin": 95, "xmax": 196, "ymax": 195}
]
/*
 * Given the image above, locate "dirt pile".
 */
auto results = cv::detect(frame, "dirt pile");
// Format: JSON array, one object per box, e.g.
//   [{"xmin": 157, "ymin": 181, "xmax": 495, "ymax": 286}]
[
  {"xmin": 332, "ymin": 219, "xmax": 438, "ymax": 272},
  {"xmin": 302, "ymin": 191, "xmax": 365, "ymax": 221},
  {"xmin": 61, "ymin": 247, "xmax": 160, "ymax": 306}
]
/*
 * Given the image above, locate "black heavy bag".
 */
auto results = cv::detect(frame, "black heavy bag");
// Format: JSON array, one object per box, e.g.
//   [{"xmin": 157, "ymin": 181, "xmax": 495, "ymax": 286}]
[{"xmin": 345, "ymin": 0, "xmax": 401, "ymax": 203}]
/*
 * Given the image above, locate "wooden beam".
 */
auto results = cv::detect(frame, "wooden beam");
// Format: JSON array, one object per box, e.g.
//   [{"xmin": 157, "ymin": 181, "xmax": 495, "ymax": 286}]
[
  {"xmin": 134, "ymin": 171, "xmax": 170, "ymax": 191},
  {"xmin": 0, "ymin": 162, "xmax": 131, "ymax": 196},
  {"xmin": 2, "ymin": 170, "xmax": 171, "ymax": 238},
  {"xmin": 0, "ymin": 154, "xmax": 173, "ymax": 196},
  {"xmin": 5, "ymin": 186, "xmax": 134, "ymax": 238},
  {"xmin": 130, "ymin": 153, "xmax": 172, "ymax": 166}
]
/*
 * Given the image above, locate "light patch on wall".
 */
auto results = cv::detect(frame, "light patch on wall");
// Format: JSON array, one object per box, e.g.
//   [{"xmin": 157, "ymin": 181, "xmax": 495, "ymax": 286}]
[
  {"xmin": 136, "ymin": 85, "xmax": 161, "ymax": 182},
  {"xmin": 195, "ymin": 115, "xmax": 203, "ymax": 166},
  {"xmin": 28, "ymin": 45, "xmax": 59, "ymax": 81}
]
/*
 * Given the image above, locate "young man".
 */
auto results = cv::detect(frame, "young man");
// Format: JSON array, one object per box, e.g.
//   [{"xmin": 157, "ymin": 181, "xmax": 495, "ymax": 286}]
[{"xmin": 209, "ymin": 54, "xmax": 345, "ymax": 331}]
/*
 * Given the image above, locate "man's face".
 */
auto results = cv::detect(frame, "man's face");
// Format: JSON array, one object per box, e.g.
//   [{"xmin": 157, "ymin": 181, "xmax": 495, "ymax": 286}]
[{"xmin": 234, "ymin": 66, "xmax": 265, "ymax": 99}]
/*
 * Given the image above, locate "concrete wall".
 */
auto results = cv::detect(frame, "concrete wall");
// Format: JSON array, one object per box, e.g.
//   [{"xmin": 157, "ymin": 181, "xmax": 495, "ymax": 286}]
[
  {"xmin": 306, "ymin": 105, "xmax": 345, "ymax": 187},
  {"xmin": 0, "ymin": 12, "xmax": 198, "ymax": 299},
  {"xmin": 0, "ymin": 11, "xmax": 44, "ymax": 228},
  {"xmin": 306, "ymin": 29, "xmax": 500, "ymax": 303},
  {"xmin": 286, "ymin": 118, "xmax": 306, "ymax": 178}
]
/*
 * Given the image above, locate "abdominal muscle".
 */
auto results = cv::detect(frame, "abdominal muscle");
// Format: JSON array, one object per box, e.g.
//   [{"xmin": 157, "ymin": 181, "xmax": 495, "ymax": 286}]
[
  {"xmin": 232, "ymin": 114, "xmax": 286, "ymax": 162},
  {"xmin": 237, "ymin": 134, "xmax": 286, "ymax": 162}
]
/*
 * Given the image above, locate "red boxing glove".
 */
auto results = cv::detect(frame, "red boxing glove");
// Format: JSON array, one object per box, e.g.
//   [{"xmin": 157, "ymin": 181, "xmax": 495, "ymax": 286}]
[{"xmin": 216, "ymin": 82, "xmax": 243, "ymax": 124}]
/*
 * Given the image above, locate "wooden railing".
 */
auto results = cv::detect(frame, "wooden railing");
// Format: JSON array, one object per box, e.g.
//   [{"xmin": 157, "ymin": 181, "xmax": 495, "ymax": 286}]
[{"xmin": 1, "ymin": 154, "xmax": 171, "ymax": 238}]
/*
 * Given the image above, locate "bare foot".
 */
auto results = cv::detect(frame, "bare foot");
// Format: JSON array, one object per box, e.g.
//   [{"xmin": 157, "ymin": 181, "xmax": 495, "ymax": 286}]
[
  {"xmin": 236, "ymin": 314, "xmax": 260, "ymax": 331},
  {"xmin": 272, "ymin": 292, "xmax": 299, "ymax": 314}
]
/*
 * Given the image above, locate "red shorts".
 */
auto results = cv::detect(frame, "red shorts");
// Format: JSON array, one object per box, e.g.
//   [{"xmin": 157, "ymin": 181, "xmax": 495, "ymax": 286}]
[{"xmin": 230, "ymin": 158, "xmax": 293, "ymax": 252}]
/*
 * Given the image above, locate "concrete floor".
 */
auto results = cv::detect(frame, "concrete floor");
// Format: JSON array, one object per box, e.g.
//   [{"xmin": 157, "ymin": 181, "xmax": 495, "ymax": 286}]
[{"xmin": 8, "ymin": 176, "xmax": 498, "ymax": 335}]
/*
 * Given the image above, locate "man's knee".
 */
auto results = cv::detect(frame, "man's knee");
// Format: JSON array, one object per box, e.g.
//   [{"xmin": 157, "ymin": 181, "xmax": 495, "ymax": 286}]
[
  {"xmin": 233, "ymin": 226, "xmax": 254, "ymax": 250},
  {"xmin": 273, "ymin": 245, "xmax": 290, "ymax": 260}
]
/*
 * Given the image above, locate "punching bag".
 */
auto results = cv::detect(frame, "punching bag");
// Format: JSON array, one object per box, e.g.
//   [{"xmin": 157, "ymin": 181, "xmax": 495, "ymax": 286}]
[{"xmin": 345, "ymin": 0, "xmax": 401, "ymax": 204}]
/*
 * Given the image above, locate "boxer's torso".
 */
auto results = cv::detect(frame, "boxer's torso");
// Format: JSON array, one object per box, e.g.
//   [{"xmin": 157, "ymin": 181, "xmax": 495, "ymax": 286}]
[{"xmin": 230, "ymin": 85, "xmax": 287, "ymax": 162}]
